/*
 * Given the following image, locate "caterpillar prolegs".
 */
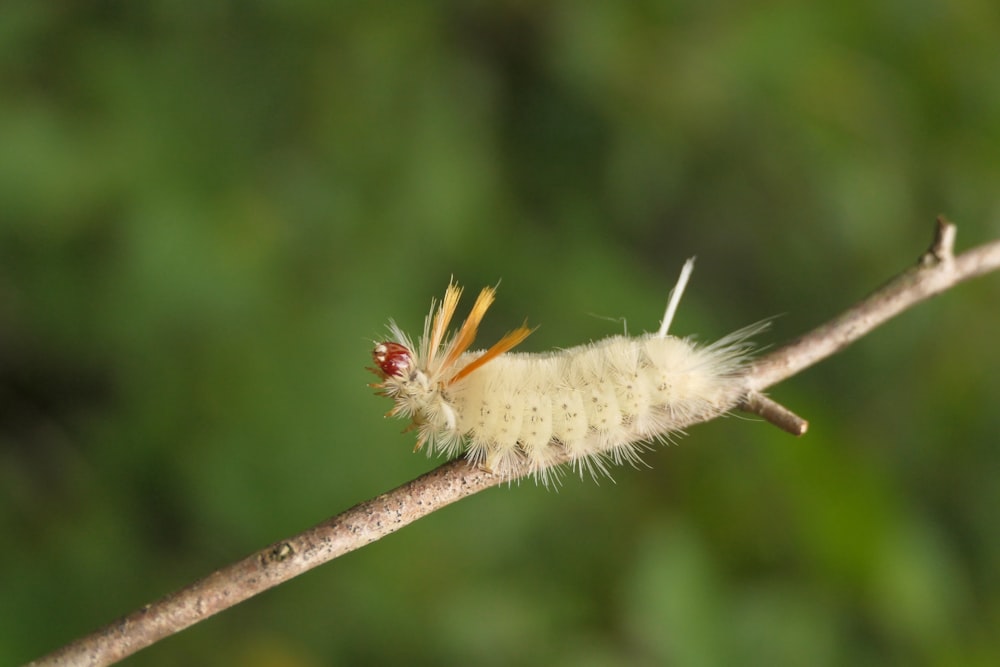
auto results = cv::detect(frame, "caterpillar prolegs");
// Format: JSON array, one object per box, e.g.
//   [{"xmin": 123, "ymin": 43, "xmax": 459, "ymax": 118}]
[{"xmin": 369, "ymin": 260, "xmax": 762, "ymax": 485}]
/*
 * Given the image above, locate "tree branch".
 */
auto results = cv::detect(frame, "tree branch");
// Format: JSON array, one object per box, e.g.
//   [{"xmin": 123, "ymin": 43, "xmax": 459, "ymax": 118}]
[
  {"xmin": 745, "ymin": 217, "xmax": 998, "ymax": 391},
  {"xmin": 28, "ymin": 218, "xmax": 1000, "ymax": 667}
]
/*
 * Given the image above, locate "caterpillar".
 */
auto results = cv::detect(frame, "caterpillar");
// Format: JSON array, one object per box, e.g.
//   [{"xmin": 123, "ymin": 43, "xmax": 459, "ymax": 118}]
[{"xmin": 369, "ymin": 260, "xmax": 762, "ymax": 485}]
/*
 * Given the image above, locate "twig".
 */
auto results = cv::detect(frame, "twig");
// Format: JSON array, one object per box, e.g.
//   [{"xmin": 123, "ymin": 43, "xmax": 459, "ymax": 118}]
[
  {"xmin": 737, "ymin": 391, "xmax": 808, "ymax": 435},
  {"xmin": 27, "ymin": 218, "xmax": 1000, "ymax": 667},
  {"xmin": 746, "ymin": 217, "xmax": 999, "ymax": 391}
]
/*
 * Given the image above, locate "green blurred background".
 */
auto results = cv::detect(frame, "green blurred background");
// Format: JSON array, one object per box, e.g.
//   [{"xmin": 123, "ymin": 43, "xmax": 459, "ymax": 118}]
[{"xmin": 3, "ymin": 2, "xmax": 999, "ymax": 665}]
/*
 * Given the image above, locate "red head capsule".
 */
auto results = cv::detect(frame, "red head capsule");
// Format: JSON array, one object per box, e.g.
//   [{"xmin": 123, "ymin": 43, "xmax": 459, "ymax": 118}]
[{"xmin": 372, "ymin": 342, "xmax": 412, "ymax": 378}]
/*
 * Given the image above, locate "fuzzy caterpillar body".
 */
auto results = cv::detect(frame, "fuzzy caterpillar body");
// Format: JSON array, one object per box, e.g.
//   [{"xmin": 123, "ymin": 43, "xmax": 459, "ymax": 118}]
[{"xmin": 370, "ymin": 262, "xmax": 759, "ymax": 484}]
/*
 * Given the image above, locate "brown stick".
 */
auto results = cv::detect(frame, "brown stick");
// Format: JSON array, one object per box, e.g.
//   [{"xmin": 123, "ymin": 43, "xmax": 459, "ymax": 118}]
[
  {"xmin": 745, "ymin": 217, "xmax": 1000, "ymax": 391},
  {"xmin": 29, "ymin": 460, "xmax": 503, "ymax": 667},
  {"xmin": 737, "ymin": 391, "xmax": 809, "ymax": 435},
  {"xmin": 27, "ymin": 218, "xmax": 1000, "ymax": 667}
]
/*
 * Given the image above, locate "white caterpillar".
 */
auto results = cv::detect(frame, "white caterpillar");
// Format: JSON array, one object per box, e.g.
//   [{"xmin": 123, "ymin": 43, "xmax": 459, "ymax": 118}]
[{"xmin": 369, "ymin": 260, "xmax": 761, "ymax": 484}]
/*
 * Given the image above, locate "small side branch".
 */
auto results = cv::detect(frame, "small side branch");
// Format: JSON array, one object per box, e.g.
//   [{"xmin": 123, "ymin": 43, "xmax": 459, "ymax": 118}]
[
  {"xmin": 28, "ymin": 218, "xmax": 1000, "ymax": 667},
  {"xmin": 738, "ymin": 391, "xmax": 808, "ymax": 435},
  {"xmin": 731, "ymin": 218, "xmax": 971, "ymax": 435}
]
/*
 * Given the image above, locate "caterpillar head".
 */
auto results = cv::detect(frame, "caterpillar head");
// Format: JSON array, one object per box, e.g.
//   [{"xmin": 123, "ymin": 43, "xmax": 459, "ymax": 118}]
[
  {"xmin": 370, "ymin": 282, "xmax": 533, "ymax": 387},
  {"xmin": 370, "ymin": 281, "xmax": 534, "ymax": 450},
  {"xmin": 371, "ymin": 341, "xmax": 412, "ymax": 379}
]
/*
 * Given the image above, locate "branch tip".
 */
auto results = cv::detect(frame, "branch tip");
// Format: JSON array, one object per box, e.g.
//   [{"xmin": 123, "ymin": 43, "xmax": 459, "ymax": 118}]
[
  {"xmin": 738, "ymin": 391, "xmax": 809, "ymax": 436},
  {"xmin": 923, "ymin": 216, "xmax": 957, "ymax": 266}
]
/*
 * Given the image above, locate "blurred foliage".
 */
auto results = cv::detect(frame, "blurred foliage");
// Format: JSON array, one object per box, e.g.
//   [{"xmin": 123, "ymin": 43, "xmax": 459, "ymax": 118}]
[{"xmin": 2, "ymin": 1, "xmax": 1000, "ymax": 665}]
